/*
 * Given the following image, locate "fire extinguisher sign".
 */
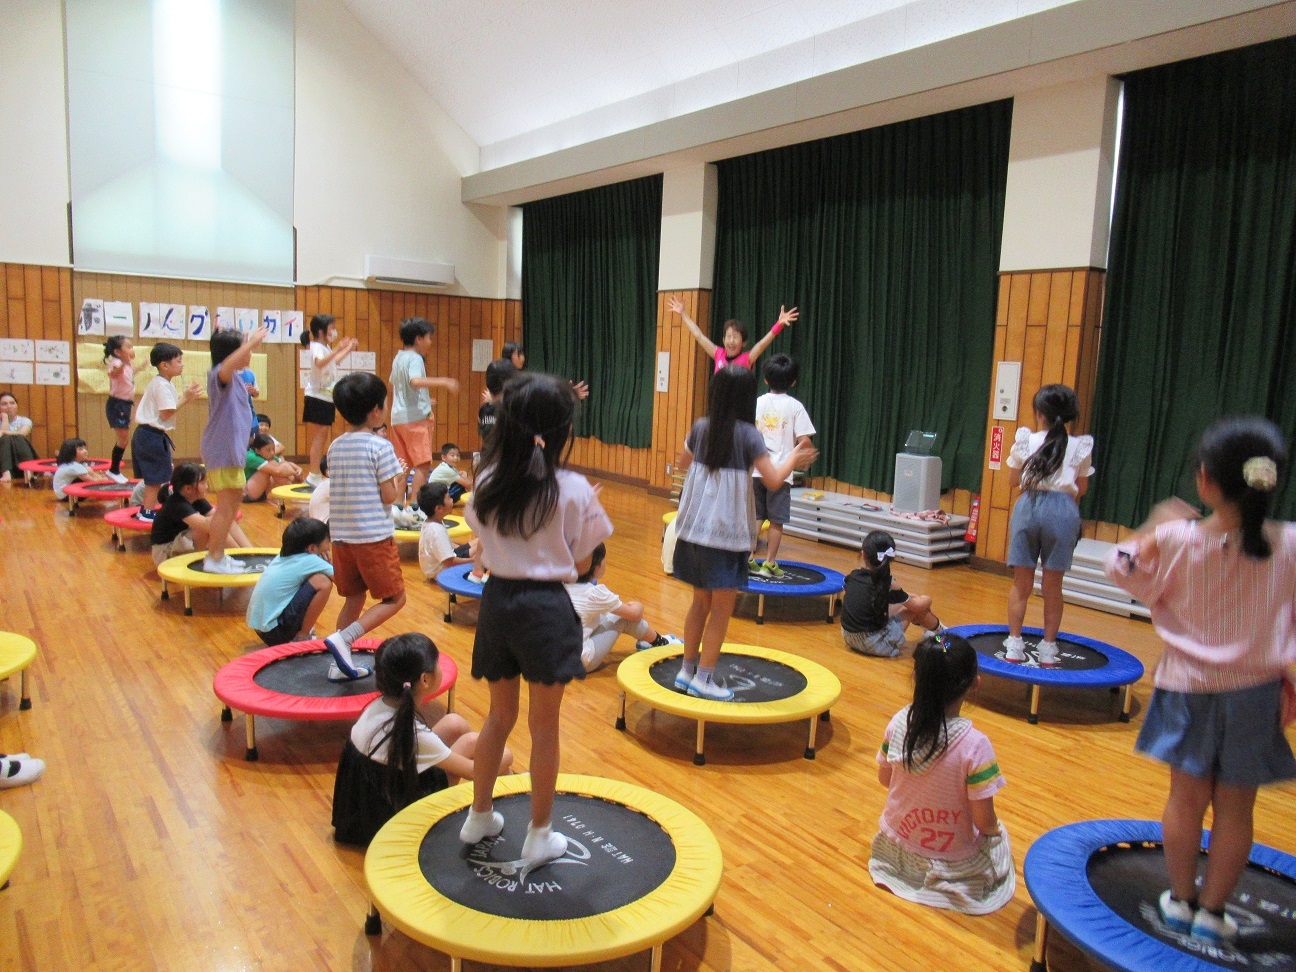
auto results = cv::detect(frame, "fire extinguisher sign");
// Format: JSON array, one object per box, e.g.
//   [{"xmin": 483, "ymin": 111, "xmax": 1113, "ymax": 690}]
[{"xmin": 989, "ymin": 425, "xmax": 1004, "ymax": 470}]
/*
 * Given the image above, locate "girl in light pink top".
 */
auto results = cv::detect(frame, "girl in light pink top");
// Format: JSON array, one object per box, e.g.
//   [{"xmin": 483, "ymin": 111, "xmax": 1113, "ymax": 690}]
[
  {"xmin": 667, "ymin": 296, "xmax": 799, "ymax": 373},
  {"xmin": 869, "ymin": 633, "xmax": 1015, "ymax": 915},
  {"xmin": 1105, "ymin": 416, "xmax": 1296, "ymax": 947},
  {"xmin": 103, "ymin": 336, "xmax": 136, "ymax": 478}
]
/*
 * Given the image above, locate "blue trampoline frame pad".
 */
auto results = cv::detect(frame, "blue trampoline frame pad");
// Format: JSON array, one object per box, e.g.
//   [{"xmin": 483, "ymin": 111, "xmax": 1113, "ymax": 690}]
[
  {"xmin": 743, "ymin": 560, "xmax": 846, "ymax": 625},
  {"xmin": 1024, "ymin": 819, "xmax": 1296, "ymax": 972},
  {"xmin": 436, "ymin": 563, "xmax": 484, "ymax": 623},
  {"xmin": 947, "ymin": 624, "xmax": 1144, "ymax": 725}
]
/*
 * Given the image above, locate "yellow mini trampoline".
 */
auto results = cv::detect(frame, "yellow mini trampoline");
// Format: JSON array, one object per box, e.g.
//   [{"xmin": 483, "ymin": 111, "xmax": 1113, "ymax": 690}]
[
  {"xmin": 0, "ymin": 632, "xmax": 37, "ymax": 711},
  {"xmin": 393, "ymin": 515, "xmax": 472, "ymax": 546},
  {"xmin": 0, "ymin": 809, "xmax": 20, "ymax": 890},
  {"xmin": 156, "ymin": 547, "xmax": 279, "ymax": 616},
  {"xmin": 269, "ymin": 482, "xmax": 315, "ymax": 517},
  {"xmin": 365, "ymin": 773, "xmax": 722, "ymax": 971},
  {"xmin": 617, "ymin": 643, "xmax": 841, "ymax": 765}
]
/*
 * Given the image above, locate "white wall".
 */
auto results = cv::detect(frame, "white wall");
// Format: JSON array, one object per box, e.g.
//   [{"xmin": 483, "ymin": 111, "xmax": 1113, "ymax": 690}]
[
  {"xmin": 294, "ymin": 0, "xmax": 505, "ymax": 297},
  {"xmin": 999, "ymin": 76, "xmax": 1121, "ymax": 271},
  {"xmin": 0, "ymin": 0, "xmax": 71, "ymax": 266}
]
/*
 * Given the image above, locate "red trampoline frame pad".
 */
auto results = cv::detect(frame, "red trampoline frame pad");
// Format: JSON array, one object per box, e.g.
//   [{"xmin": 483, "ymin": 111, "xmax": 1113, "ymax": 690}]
[
  {"xmin": 63, "ymin": 480, "xmax": 140, "ymax": 501},
  {"xmin": 20, "ymin": 458, "xmax": 111, "ymax": 474},
  {"xmin": 213, "ymin": 637, "xmax": 459, "ymax": 721},
  {"xmin": 105, "ymin": 505, "xmax": 237, "ymax": 530}
]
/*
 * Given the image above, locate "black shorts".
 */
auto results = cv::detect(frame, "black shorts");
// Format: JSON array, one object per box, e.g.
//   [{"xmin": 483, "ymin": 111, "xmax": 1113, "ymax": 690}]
[
  {"xmin": 471, "ymin": 578, "xmax": 584, "ymax": 684},
  {"xmin": 106, "ymin": 397, "xmax": 133, "ymax": 429},
  {"xmin": 131, "ymin": 425, "xmax": 174, "ymax": 486},
  {"xmin": 258, "ymin": 581, "xmax": 318, "ymax": 646},
  {"xmin": 673, "ymin": 538, "xmax": 750, "ymax": 590},
  {"xmin": 302, "ymin": 396, "xmax": 335, "ymax": 426}
]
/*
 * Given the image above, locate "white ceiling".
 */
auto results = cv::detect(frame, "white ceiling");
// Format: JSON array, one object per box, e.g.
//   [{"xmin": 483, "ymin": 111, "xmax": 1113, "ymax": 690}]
[{"xmin": 340, "ymin": 0, "xmax": 1074, "ymax": 162}]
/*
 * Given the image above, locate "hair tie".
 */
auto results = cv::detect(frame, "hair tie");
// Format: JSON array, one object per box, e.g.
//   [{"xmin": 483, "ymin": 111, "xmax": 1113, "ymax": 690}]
[
  {"xmin": 1243, "ymin": 456, "xmax": 1278, "ymax": 491},
  {"xmin": 877, "ymin": 547, "xmax": 895, "ymax": 563},
  {"xmin": 526, "ymin": 434, "xmax": 547, "ymax": 480},
  {"xmin": 402, "ymin": 681, "xmax": 411, "ymax": 691}
]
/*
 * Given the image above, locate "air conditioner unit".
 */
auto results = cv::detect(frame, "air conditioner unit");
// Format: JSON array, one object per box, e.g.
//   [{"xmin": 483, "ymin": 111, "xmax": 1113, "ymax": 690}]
[{"xmin": 363, "ymin": 255, "xmax": 455, "ymax": 289}]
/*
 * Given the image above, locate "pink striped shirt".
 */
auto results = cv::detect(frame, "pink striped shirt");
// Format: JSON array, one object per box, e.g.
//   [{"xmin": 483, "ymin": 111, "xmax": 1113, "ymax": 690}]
[{"xmin": 1105, "ymin": 520, "xmax": 1296, "ymax": 693}]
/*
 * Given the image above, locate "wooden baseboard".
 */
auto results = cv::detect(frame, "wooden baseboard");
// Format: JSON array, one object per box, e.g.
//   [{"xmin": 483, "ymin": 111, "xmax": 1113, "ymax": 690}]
[
  {"xmin": 968, "ymin": 555, "xmax": 1012, "ymax": 576},
  {"xmin": 566, "ymin": 464, "xmax": 651, "ymax": 491}
]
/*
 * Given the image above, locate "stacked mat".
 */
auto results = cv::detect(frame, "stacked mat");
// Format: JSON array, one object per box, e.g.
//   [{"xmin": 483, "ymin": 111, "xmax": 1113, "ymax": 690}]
[
  {"xmin": 781, "ymin": 488, "xmax": 971, "ymax": 568},
  {"xmin": 1033, "ymin": 537, "xmax": 1150, "ymax": 619}
]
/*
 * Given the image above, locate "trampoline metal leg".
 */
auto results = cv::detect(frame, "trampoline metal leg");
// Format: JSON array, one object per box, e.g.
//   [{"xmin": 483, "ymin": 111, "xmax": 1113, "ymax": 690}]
[
  {"xmin": 1028, "ymin": 684, "xmax": 1041, "ymax": 725},
  {"xmin": 364, "ymin": 904, "xmax": 381, "ymax": 935},
  {"xmin": 245, "ymin": 714, "xmax": 258, "ymax": 761},
  {"xmin": 161, "ymin": 581, "xmax": 169, "ymax": 601},
  {"xmin": 221, "ymin": 705, "xmax": 232, "ymax": 722},
  {"xmin": 19, "ymin": 670, "xmax": 30, "ymax": 710},
  {"xmin": 649, "ymin": 943, "xmax": 662, "ymax": 972},
  {"xmin": 446, "ymin": 684, "xmax": 455, "ymax": 714},
  {"xmin": 1030, "ymin": 911, "xmax": 1049, "ymax": 972},
  {"xmin": 444, "ymin": 592, "xmax": 453, "ymax": 624},
  {"xmin": 450, "ymin": 958, "xmax": 462, "ymax": 972},
  {"xmin": 805, "ymin": 715, "xmax": 818, "ymax": 759},
  {"xmin": 756, "ymin": 594, "xmax": 765, "ymax": 625},
  {"xmin": 184, "ymin": 586, "xmax": 193, "ymax": 616},
  {"xmin": 615, "ymin": 692, "xmax": 627, "ymax": 731},
  {"xmin": 694, "ymin": 720, "xmax": 706, "ymax": 766},
  {"xmin": 826, "ymin": 594, "xmax": 834, "ymax": 624},
  {"xmin": 1120, "ymin": 685, "xmax": 1133, "ymax": 722}
]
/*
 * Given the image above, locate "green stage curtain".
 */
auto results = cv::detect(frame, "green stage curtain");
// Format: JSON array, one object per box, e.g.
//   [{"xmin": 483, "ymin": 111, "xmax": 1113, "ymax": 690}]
[
  {"xmin": 521, "ymin": 174, "xmax": 662, "ymax": 449},
  {"xmin": 711, "ymin": 100, "xmax": 1011, "ymax": 494},
  {"xmin": 1086, "ymin": 37, "xmax": 1296, "ymax": 525}
]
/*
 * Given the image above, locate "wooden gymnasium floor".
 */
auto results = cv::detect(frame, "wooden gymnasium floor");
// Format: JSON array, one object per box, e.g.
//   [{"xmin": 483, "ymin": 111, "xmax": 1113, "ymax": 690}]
[{"xmin": 0, "ymin": 477, "xmax": 1293, "ymax": 972}]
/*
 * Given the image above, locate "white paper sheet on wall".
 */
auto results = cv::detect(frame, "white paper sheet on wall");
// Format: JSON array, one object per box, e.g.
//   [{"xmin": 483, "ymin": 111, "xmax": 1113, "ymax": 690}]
[
  {"xmin": 188, "ymin": 306, "xmax": 211, "ymax": 340},
  {"xmin": 0, "ymin": 339, "xmax": 35, "ymax": 361},
  {"xmin": 216, "ymin": 307, "xmax": 235, "ymax": 331},
  {"xmin": 0, "ymin": 362, "xmax": 34, "ymax": 384},
  {"xmin": 235, "ymin": 308, "xmax": 258, "ymax": 334},
  {"xmin": 139, "ymin": 302, "xmax": 163, "ymax": 338},
  {"xmin": 159, "ymin": 303, "xmax": 186, "ymax": 339},
  {"xmin": 345, "ymin": 351, "xmax": 377, "ymax": 373},
  {"xmin": 36, "ymin": 363, "xmax": 70, "ymax": 386},
  {"xmin": 103, "ymin": 301, "xmax": 134, "ymax": 336},
  {"xmin": 35, "ymin": 340, "xmax": 70, "ymax": 363},
  {"xmin": 79, "ymin": 299, "xmax": 106, "ymax": 336},
  {"xmin": 471, "ymin": 339, "xmax": 494, "ymax": 372},
  {"xmin": 261, "ymin": 309, "xmax": 281, "ymax": 342},
  {"xmin": 281, "ymin": 310, "xmax": 303, "ymax": 345},
  {"xmin": 299, "ymin": 369, "xmax": 310, "ymax": 389}
]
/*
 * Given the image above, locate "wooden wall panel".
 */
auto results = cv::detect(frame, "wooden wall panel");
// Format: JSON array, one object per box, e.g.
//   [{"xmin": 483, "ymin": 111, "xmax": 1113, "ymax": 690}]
[
  {"xmin": 292, "ymin": 287, "xmax": 521, "ymax": 461},
  {"xmin": 0, "ymin": 263, "xmax": 76, "ymax": 458},
  {"xmin": 71, "ymin": 273, "xmax": 297, "ymax": 462}
]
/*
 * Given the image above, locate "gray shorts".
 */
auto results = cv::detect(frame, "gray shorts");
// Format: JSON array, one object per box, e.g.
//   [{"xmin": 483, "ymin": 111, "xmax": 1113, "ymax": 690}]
[
  {"xmin": 753, "ymin": 481, "xmax": 791, "ymax": 525},
  {"xmin": 842, "ymin": 615, "xmax": 906, "ymax": 658},
  {"xmin": 1007, "ymin": 490, "xmax": 1081, "ymax": 572}
]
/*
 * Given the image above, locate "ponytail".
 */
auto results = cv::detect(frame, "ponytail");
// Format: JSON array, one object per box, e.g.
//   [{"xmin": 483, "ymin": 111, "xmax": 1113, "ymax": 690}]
[
  {"xmin": 903, "ymin": 634, "xmax": 978, "ymax": 770},
  {"xmin": 1022, "ymin": 384, "xmax": 1079, "ymax": 490},
  {"xmin": 860, "ymin": 530, "xmax": 897, "ymax": 622},
  {"xmin": 103, "ymin": 335, "xmax": 127, "ymax": 363},
  {"xmin": 369, "ymin": 634, "xmax": 440, "ymax": 810},
  {"xmin": 1197, "ymin": 416, "xmax": 1287, "ymax": 560}
]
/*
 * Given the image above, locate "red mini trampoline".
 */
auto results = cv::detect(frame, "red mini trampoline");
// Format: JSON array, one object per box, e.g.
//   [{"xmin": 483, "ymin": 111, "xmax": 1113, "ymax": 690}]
[
  {"xmin": 18, "ymin": 457, "xmax": 110, "ymax": 487},
  {"xmin": 62, "ymin": 479, "xmax": 140, "ymax": 515},
  {"xmin": 213, "ymin": 638, "xmax": 458, "ymax": 761}
]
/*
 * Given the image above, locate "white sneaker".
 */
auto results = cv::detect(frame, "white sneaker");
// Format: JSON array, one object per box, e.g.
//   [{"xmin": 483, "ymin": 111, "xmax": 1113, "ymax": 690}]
[
  {"xmin": 466, "ymin": 571, "xmax": 487, "ymax": 586},
  {"xmin": 674, "ymin": 668, "xmax": 694, "ymax": 691},
  {"xmin": 1158, "ymin": 890, "xmax": 1195, "ymax": 934},
  {"xmin": 459, "ymin": 808, "xmax": 504, "ymax": 844},
  {"xmin": 306, "ymin": 473, "xmax": 322, "ymax": 487},
  {"xmin": 1036, "ymin": 640, "xmax": 1060, "ymax": 667},
  {"xmin": 1190, "ymin": 906, "xmax": 1239, "ymax": 944},
  {"xmin": 326, "ymin": 663, "xmax": 372, "ymax": 682},
  {"xmin": 687, "ymin": 674, "xmax": 735, "ymax": 702},
  {"xmin": 522, "ymin": 825, "xmax": 568, "ymax": 867},
  {"xmin": 106, "ymin": 471, "xmax": 129, "ymax": 484},
  {"xmin": 202, "ymin": 556, "xmax": 247, "ymax": 575},
  {"xmin": 1003, "ymin": 636, "xmax": 1028, "ymax": 663},
  {"xmin": 0, "ymin": 754, "xmax": 45, "ymax": 789}
]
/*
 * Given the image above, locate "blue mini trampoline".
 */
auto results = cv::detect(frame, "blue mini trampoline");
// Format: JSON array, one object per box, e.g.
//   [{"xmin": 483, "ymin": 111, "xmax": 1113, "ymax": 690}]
[
  {"xmin": 435, "ymin": 563, "xmax": 484, "ymax": 623},
  {"xmin": 743, "ymin": 561, "xmax": 845, "ymax": 625},
  {"xmin": 946, "ymin": 623, "xmax": 1144, "ymax": 725},
  {"xmin": 1025, "ymin": 819, "xmax": 1296, "ymax": 972}
]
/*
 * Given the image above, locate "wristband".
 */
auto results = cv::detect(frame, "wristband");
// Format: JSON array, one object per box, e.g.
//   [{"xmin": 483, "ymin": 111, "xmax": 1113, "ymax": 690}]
[{"xmin": 771, "ymin": 321, "xmax": 785, "ymax": 336}]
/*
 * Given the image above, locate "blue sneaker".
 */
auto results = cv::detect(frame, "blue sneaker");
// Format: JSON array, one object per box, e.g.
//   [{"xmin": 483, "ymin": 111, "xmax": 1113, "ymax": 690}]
[{"xmin": 673, "ymin": 668, "xmax": 694, "ymax": 692}]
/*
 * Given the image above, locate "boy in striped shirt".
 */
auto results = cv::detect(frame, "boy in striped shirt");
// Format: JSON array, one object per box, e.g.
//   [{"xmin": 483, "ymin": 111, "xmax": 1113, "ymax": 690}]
[{"xmin": 321, "ymin": 372, "xmax": 408, "ymax": 682}]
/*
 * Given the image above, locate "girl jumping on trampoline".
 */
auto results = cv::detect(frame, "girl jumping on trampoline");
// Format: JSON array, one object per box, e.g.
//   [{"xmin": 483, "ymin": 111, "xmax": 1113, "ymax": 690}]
[
  {"xmin": 1004, "ymin": 384, "xmax": 1094, "ymax": 666},
  {"xmin": 667, "ymin": 296, "xmax": 799, "ymax": 373},
  {"xmin": 332, "ymin": 633, "xmax": 513, "ymax": 847},
  {"xmin": 672, "ymin": 365, "xmax": 818, "ymax": 700},
  {"xmin": 841, "ymin": 530, "xmax": 944, "ymax": 658},
  {"xmin": 103, "ymin": 336, "xmax": 135, "ymax": 481},
  {"xmin": 869, "ymin": 633, "xmax": 1015, "ymax": 915},
  {"xmin": 459, "ymin": 372, "xmax": 613, "ymax": 870},
  {"xmin": 1105, "ymin": 416, "xmax": 1296, "ymax": 946}
]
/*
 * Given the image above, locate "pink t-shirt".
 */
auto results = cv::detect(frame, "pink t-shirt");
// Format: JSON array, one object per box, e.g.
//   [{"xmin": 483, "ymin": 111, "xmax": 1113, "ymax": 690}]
[
  {"xmin": 107, "ymin": 359, "xmax": 134, "ymax": 400},
  {"xmin": 713, "ymin": 347, "xmax": 752, "ymax": 373},
  {"xmin": 1105, "ymin": 520, "xmax": 1296, "ymax": 693},
  {"xmin": 877, "ymin": 707, "xmax": 1006, "ymax": 862}
]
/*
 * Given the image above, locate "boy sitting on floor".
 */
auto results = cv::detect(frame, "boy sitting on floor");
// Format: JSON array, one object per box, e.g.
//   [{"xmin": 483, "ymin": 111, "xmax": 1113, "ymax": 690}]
[{"xmin": 565, "ymin": 543, "xmax": 681, "ymax": 672}]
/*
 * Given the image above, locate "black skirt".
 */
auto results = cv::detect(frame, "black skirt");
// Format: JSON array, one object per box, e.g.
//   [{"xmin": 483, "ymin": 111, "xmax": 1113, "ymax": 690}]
[
  {"xmin": 331, "ymin": 739, "xmax": 448, "ymax": 847},
  {"xmin": 472, "ymin": 577, "xmax": 584, "ymax": 684}
]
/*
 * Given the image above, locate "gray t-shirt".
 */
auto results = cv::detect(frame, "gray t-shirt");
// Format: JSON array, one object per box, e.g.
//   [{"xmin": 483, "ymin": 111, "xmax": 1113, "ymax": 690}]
[{"xmin": 675, "ymin": 419, "xmax": 768, "ymax": 552}]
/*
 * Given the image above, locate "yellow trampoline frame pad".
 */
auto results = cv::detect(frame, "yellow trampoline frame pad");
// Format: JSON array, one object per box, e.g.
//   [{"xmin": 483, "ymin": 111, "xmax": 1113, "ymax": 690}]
[
  {"xmin": 156, "ymin": 548, "xmax": 281, "ymax": 588},
  {"xmin": 0, "ymin": 810, "xmax": 20, "ymax": 887},
  {"xmin": 618, "ymin": 643, "xmax": 841, "ymax": 725},
  {"xmin": 0, "ymin": 633, "xmax": 37, "ymax": 681},
  {"xmin": 364, "ymin": 773, "xmax": 722, "ymax": 967},
  {"xmin": 268, "ymin": 484, "xmax": 314, "ymax": 505}
]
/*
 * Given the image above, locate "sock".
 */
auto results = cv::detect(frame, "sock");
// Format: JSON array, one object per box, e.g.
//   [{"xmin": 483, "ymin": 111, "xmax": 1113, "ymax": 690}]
[
  {"xmin": 459, "ymin": 807, "xmax": 504, "ymax": 844},
  {"xmin": 334, "ymin": 621, "xmax": 364, "ymax": 648},
  {"xmin": 680, "ymin": 658, "xmax": 697, "ymax": 679},
  {"xmin": 110, "ymin": 446, "xmax": 125, "ymax": 475},
  {"xmin": 697, "ymin": 665, "xmax": 714, "ymax": 684}
]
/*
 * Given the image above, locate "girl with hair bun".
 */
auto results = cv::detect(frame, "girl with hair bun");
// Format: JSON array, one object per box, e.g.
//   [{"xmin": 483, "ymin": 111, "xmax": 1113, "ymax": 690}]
[
  {"xmin": 1004, "ymin": 384, "xmax": 1094, "ymax": 666},
  {"xmin": 1106, "ymin": 415, "xmax": 1296, "ymax": 946}
]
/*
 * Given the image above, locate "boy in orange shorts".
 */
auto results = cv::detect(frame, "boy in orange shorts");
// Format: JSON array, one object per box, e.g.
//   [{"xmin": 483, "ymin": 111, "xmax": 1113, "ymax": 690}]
[
  {"xmin": 321, "ymin": 371, "xmax": 408, "ymax": 682},
  {"xmin": 388, "ymin": 317, "xmax": 459, "ymax": 513}
]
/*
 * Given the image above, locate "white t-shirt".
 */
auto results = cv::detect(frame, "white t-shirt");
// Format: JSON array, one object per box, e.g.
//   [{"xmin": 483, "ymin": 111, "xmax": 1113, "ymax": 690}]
[
  {"xmin": 306, "ymin": 341, "xmax": 339, "ymax": 402},
  {"xmin": 752, "ymin": 392, "xmax": 815, "ymax": 483},
  {"xmin": 563, "ymin": 581, "xmax": 623, "ymax": 639},
  {"xmin": 350, "ymin": 697, "xmax": 450, "ymax": 772},
  {"xmin": 466, "ymin": 468, "xmax": 613, "ymax": 582},
  {"xmin": 307, "ymin": 478, "xmax": 330, "ymax": 523},
  {"xmin": 418, "ymin": 520, "xmax": 458, "ymax": 579},
  {"xmin": 53, "ymin": 462, "xmax": 91, "ymax": 499},
  {"xmin": 135, "ymin": 375, "xmax": 179, "ymax": 430},
  {"xmin": 1006, "ymin": 429, "xmax": 1095, "ymax": 496}
]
